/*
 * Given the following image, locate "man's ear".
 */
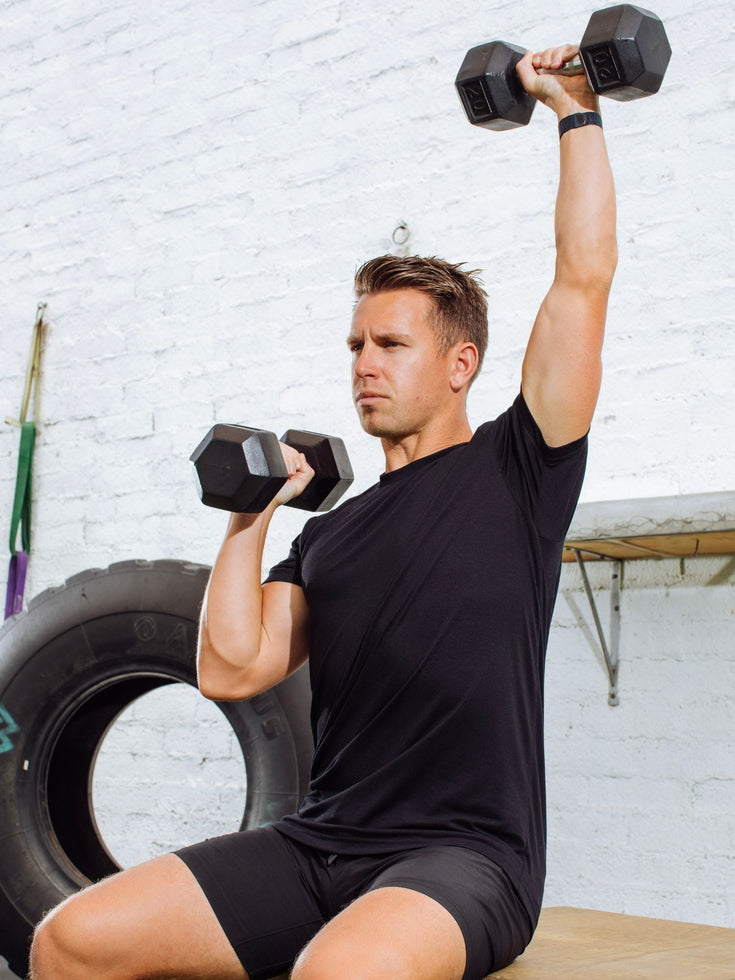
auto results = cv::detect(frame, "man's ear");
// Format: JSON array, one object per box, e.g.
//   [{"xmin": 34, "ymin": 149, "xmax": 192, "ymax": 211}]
[{"xmin": 449, "ymin": 342, "xmax": 479, "ymax": 392}]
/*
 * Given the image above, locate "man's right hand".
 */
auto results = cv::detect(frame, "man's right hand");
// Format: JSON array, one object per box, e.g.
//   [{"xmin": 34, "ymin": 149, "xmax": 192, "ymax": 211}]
[{"xmin": 272, "ymin": 443, "xmax": 315, "ymax": 507}]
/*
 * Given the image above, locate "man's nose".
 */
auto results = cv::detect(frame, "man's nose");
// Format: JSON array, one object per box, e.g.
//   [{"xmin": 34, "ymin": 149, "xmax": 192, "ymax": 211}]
[{"xmin": 354, "ymin": 345, "xmax": 378, "ymax": 377}]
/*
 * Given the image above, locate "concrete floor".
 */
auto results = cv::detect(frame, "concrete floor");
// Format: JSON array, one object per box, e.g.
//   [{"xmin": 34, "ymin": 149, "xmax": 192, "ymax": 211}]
[{"xmin": 1, "ymin": 957, "xmax": 19, "ymax": 979}]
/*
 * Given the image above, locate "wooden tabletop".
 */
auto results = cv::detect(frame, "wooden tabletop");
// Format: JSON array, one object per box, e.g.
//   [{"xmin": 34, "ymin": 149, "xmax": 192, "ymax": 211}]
[
  {"xmin": 490, "ymin": 906, "xmax": 735, "ymax": 979},
  {"xmin": 563, "ymin": 490, "xmax": 735, "ymax": 561}
]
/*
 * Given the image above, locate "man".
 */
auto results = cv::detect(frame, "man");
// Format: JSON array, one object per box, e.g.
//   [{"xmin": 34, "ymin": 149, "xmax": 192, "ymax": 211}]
[{"xmin": 30, "ymin": 42, "xmax": 616, "ymax": 980}]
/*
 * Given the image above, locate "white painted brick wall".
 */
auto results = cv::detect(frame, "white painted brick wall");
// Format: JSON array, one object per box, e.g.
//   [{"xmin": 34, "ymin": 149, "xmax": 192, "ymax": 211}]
[
  {"xmin": 0, "ymin": 0, "xmax": 733, "ymax": 930},
  {"xmin": 546, "ymin": 556, "xmax": 735, "ymax": 927}
]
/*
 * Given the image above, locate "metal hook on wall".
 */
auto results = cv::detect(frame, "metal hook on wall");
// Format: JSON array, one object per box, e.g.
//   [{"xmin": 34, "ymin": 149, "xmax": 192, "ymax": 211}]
[{"xmin": 391, "ymin": 220, "xmax": 411, "ymax": 255}]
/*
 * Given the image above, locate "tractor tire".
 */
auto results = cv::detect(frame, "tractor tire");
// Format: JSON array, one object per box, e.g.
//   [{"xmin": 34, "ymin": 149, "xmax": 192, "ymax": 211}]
[{"xmin": 0, "ymin": 559, "xmax": 313, "ymax": 977}]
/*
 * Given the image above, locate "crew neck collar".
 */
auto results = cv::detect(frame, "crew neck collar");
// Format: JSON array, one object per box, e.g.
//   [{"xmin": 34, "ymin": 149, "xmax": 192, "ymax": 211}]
[{"xmin": 379, "ymin": 440, "xmax": 469, "ymax": 486}]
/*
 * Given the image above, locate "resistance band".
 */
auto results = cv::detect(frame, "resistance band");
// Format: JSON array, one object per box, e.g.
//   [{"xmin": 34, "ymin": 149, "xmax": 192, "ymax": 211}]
[{"xmin": 5, "ymin": 305, "xmax": 45, "ymax": 620}]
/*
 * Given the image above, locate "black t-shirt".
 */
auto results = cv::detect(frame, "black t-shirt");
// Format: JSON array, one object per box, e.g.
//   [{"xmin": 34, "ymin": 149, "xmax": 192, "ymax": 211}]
[{"xmin": 264, "ymin": 392, "xmax": 587, "ymax": 923}]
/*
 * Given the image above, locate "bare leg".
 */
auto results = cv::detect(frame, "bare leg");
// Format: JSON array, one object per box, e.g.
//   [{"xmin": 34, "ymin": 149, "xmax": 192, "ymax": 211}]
[
  {"xmin": 291, "ymin": 886, "xmax": 466, "ymax": 980},
  {"xmin": 30, "ymin": 854, "xmax": 247, "ymax": 980}
]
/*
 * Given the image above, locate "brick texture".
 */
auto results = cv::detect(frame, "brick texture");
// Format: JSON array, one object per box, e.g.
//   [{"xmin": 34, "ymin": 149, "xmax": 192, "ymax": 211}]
[{"xmin": 0, "ymin": 0, "xmax": 733, "ymax": 929}]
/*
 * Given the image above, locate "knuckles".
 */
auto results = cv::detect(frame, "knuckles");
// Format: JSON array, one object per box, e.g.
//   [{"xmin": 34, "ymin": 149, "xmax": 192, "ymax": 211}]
[{"xmin": 278, "ymin": 444, "xmax": 314, "ymax": 484}]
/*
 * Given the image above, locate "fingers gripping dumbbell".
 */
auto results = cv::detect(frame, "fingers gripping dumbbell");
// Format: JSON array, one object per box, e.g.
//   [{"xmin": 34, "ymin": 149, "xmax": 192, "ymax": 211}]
[
  {"xmin": 190, "ymin": 425, "xmax": 354, "ymax": 514},
  {"xmin": 456, "ymin": 3, "xmax": 672, "ymax": 131}
]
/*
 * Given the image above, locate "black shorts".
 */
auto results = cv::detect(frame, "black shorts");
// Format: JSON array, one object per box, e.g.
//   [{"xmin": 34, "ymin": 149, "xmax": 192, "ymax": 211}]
[{"xmin": 176, "ymin": 826, "xmax": 533, "ymax": 980}]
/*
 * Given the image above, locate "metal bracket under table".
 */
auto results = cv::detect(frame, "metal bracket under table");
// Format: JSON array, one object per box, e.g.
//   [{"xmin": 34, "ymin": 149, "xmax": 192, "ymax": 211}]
[
  {"xmin": 563, "ymin": 491, "xmax": 735, "ymax": 706},
  {"xmin": 572, "ymin": 550, "xmax": 621, "ymax": 706}
]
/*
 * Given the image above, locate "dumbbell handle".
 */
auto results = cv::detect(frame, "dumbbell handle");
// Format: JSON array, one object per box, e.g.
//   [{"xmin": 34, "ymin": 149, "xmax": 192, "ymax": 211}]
[{"xmin": 538, "ymin": 57, "xmax": 586, "ymax": 78}]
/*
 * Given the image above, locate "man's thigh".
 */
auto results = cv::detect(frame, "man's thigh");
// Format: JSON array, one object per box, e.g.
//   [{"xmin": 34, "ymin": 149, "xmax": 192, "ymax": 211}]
[
  {"xmin": 32, "ymin": 852, "xmax": 247, "ymax": 980},
  {"xmin": 365, "ymin": 845, "xmax": 534, "ymax": 979},
  {"xmin": 33, "ymin": 826, "xmax": 324, "ymax": 980},
  {"xmin": 292, "ymin": 885, "xmax": 467, "ymax": 980},
  {"xmin": 292, "ymin": 844, "xmax": 533, "ymax": 980},
  {"xmin": 176, "ymin": 825, "xmax": 325, "ymax": 979}
]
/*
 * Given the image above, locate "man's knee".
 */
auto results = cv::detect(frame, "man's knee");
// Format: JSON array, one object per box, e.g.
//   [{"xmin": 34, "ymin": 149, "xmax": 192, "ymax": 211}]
[
  {"xmin": 29, "ymin": 894, "xmax": 97, "ymax": 980},
  {"xmin": 291, "ymin": 936, "xmax": 401, "ymax": 980},
  {"xmin": 290, "ymin": 886, "xmax": 467, "ymax": 980},
  {"xmin": 290, "ymin": 945, "xmax": 351, "ymax": 980}
]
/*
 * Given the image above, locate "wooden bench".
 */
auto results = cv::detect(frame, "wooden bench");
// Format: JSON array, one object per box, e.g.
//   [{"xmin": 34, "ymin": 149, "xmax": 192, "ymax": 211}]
[{"xmin": 489, "ymin": 906, "xmax": 735, "ymax": 978}]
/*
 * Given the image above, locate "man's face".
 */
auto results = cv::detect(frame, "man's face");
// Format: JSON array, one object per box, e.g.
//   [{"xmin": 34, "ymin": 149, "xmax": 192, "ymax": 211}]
[{"xmin": 347, "ymin": 289, "xmax": 455, "ymax": 440}]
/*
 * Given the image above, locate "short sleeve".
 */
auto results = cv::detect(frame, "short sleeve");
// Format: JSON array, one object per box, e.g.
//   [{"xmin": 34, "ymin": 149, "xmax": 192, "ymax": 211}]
[
  {"xmin": 264, "ymin": 534, "xmax": 304, "ymax": 587},
  {"xmin": 490, "ymin": 391, "xmax": 588, "ymax": 542}
]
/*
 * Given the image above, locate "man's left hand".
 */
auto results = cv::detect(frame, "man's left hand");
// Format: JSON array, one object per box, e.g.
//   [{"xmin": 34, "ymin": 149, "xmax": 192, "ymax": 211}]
[{"xmin": 515, "ymin": 45, "xmax": 599, "ymax": 118}]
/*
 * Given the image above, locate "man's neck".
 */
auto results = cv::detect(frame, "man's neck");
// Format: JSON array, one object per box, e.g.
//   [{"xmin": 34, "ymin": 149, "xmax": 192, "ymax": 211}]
[{"xmin": 381, "ymin": 417, "xmax": 473, "ymax": 472}]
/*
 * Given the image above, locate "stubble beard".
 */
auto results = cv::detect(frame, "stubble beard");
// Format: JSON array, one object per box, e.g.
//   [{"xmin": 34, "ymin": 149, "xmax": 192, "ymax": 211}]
[
  {"xmin": 357, "ymin": 408, "xmax": 391, "ymax": 438},
  {"xmin": 357, "ymin": 403, "xmax": 418, "ymax": 441}
]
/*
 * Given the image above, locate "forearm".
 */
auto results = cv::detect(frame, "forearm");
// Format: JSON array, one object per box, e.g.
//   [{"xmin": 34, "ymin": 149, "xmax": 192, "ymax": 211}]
[
  {"xmin": 554, "ymin": 98, "xmax": 618, "ymax": 289},
  {"xmin": 516, "ymin": 47, "xmax": 618, "ymax": 290}
]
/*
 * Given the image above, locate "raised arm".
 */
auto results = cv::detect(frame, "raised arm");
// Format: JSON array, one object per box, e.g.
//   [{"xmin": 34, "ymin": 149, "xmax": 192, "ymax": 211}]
[
  {"xmin": 196, "ymin": 446, "xmax": 312, "ymax": 702},
  {"xmin": 516, "ymin": 44, "xmax": 617, "ymax": 447}
]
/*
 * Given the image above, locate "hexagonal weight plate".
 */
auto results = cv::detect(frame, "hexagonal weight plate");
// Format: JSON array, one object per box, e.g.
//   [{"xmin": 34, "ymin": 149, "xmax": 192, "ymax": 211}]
[
  {"xmin": 580, "ymin": 4, "xmax": 672, "ymax": 101},
  {"xmin": 455, "ymin": 41, "xmax": 536, "ymax": 130},
  {"xmin": 281, "ymin": 430, "xmax": 354, "ymax": 513},
  {"xmin": 190, "ymin": 425, "xmax": 288, "ymax": 513}
]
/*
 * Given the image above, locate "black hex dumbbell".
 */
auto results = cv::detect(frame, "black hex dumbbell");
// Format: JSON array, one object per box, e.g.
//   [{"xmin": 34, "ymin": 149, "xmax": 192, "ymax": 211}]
[
  {"xmin": 456, "ymin": 4, "xmax": 672, "ymax": 131},
  {"xmin": 190, "ymin": 425, "xmax": 354, "ymax": 514}
]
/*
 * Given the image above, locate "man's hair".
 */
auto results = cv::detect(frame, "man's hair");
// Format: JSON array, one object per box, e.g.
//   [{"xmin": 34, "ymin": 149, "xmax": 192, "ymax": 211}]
[{"xmin": 353, "ymin": 254, "xmax": 488, "ymax": 381}]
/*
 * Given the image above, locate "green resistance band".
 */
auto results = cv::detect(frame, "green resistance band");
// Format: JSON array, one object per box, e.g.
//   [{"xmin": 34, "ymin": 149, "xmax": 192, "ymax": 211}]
[{"xmin": 9, "ymin": 421, "xmax": 36, "ymax": 556}]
